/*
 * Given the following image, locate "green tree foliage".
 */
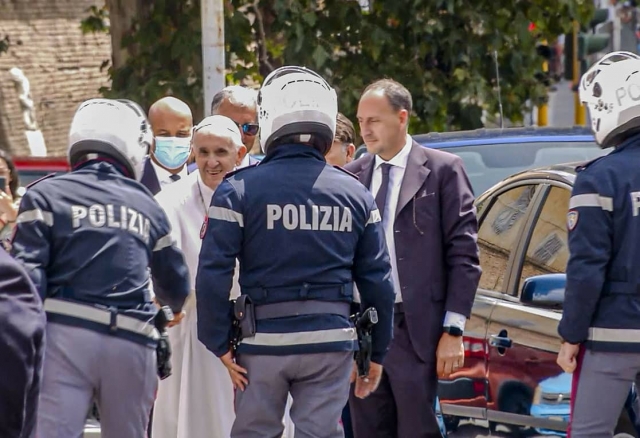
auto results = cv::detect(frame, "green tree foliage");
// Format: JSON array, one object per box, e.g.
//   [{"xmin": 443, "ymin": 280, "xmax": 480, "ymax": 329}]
[{"xmin": 83, "ymin": 0, "xmax": 594, "ymax": 132}]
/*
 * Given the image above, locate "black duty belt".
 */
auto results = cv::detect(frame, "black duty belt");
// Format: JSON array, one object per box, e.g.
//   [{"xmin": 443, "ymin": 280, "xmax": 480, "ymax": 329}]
[{"xmin": 254, "ymin": 300, "xmax": 351, "ymax": 320}]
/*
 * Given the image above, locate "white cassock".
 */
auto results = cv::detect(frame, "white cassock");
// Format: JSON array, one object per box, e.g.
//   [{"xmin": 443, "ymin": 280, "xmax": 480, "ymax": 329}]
[{"xmin": 152, "ymin": 171, "xmax": 295, "ymax": 438}]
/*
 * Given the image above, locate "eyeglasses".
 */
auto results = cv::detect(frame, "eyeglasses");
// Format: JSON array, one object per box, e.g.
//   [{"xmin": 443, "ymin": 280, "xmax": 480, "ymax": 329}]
[{"xmin": 237, "ymin": 123, "xmax": 259, "ymax": 136}]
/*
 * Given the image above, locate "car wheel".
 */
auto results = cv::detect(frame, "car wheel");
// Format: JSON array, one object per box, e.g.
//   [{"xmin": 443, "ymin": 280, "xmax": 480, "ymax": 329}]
[
  {"xmin": 497, "ymin": 388, "xmax": 532, "ymax": 434},
  {"xmin": 443, "ymin": 415, "xmax": 459, "ymax": 432}
]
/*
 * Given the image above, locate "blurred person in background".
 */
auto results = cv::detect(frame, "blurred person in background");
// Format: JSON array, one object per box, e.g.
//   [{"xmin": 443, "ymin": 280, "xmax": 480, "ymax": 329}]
[
  {"xmin": 325, "ymin": 113, "xmax": 357, "ymax": 168},
  {"xmin": 325, "ymin": 113, "xmax": 359, "ymax": 438},
  {"xmin": 0, "ymin": 150, "xmax": 22, "ymax": 250}
]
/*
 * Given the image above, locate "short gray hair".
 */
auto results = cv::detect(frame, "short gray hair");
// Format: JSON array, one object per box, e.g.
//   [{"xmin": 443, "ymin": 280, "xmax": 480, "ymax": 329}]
[{"xmin": 211, "ymin": 85, "xmax": 258, "ymax": 114}]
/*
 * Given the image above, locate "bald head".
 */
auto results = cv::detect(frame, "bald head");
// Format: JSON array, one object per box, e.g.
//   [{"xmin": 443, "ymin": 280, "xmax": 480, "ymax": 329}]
[
  {"xmin": 149, "ymin": 96, "xmax": 192, "ymax": 119},
  {"xmin": 148, "ymin": 96, "xmax": 193, "ymax": 138}
]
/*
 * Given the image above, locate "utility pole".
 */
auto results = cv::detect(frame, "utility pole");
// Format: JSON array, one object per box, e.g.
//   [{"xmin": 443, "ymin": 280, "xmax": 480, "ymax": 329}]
[
  {"xmin": 573, "ymin": 20, "xmax": 586, "ymax": 126},
  {"xmin": 201, "ymin": 0, "xmax": 225, "ymax": 117}
]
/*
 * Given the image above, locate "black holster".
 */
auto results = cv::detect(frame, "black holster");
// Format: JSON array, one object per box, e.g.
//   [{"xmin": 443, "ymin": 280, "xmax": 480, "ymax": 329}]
[
  {"xmin": 351, "ymin": 307, "xmax": 378, "ymax": 377},
  {"xmin": 153, "ymin": 306, "xmax": 174, "ymax": 380},
  {"xmin": 231, "ymin": 295, "xmax": 256, "ymax": 350}
]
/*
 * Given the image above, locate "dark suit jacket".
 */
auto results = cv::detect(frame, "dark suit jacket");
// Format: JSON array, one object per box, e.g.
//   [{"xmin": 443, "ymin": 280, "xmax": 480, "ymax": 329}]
[
  {"xmin": 345, "ymin": 141, "xmax": 481, "ymax": 363},
  {"xmin": 141, "ymin": 157, "xmax": 198, "ymax": 196},
  {"xmin": 140, "ymin": 157, "xmax": 161, "ymax": 196},
  {"xmin": 0, "ymin": 247, "xmax": 45, "ymax": 437}
]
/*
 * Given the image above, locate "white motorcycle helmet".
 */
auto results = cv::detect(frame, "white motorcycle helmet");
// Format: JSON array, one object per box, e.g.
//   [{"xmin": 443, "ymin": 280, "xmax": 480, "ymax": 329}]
[
  {"xmin": 68, "ymin": 98, "xmax": 153, "ymax": 180},
  {"xmin": 580, "ymin": 51, "xmax": 640, "ymax": 148},
  {"xmin": 258, "ymin": 66, "xmax": 338, "ymax": 155}
]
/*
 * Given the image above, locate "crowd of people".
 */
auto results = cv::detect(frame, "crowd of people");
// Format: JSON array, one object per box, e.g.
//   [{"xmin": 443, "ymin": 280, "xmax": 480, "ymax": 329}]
[{"xmin": 9, "ymin": 47, "xmax": 640, "ymax": 438}]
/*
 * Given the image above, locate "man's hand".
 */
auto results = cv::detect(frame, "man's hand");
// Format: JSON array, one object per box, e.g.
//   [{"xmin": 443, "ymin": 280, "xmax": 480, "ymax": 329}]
[
  {"xmin": 220, "ymin": 350, "xmax": 249, "ymax": 391},
  {"xmin": 353, "ymin": 362, "xmax": 383, "ymax": 399},
  {"xmin": 557, "ymin": 342, "xmax": 580, "ymax": 373},
  {"xmin": 436, "ymin": 333, "xmax": 465, "ymax": 378},
  {"xmin": 167, "ymin": 311, "xmax": 185, "ymax": 328}
]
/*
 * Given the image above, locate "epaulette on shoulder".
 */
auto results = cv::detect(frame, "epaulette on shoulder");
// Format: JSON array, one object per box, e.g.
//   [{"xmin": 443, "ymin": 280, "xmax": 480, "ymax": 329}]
[
  {"xmin": 25, "ymin": 173, "xmax": 57, "ymax": 189},
  {"xmin": 332, "ymin": 165, "xmax": 359, "ymax": 180},
  {"xmin": 225, "ymin": 163, "xmax": 258, "ymax": 179},
  {"xmin": 575, "ymin": 155, "xmax": 607, "ymax": 173}
]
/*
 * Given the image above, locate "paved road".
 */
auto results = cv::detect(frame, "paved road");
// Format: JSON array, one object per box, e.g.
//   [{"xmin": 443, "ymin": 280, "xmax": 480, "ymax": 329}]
[
  {"xmin": 82, "ymin": 419, "xmax": 560, "ymax": 438},
  {"xmin": 448, "ymin": 420, "xmax": 557, "ymax": 437}
]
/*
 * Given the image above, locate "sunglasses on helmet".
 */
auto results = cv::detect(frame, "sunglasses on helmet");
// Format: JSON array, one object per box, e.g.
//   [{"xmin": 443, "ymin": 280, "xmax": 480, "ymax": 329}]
[{"xmin": 237, "ymin": 122, "xmax": 259, "ymax": 136}]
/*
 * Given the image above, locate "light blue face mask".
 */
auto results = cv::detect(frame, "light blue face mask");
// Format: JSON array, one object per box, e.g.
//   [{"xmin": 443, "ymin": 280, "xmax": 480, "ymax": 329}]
[{"xmin": 154, "ymin": 136, "xmax": 191, "ymax": 170}]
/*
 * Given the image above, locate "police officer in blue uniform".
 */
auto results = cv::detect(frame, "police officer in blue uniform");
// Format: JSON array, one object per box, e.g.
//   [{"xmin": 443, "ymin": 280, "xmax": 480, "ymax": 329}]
[
  {"xmin": 11, "ymin": 98, "xmax": 190, "ymax": 438},
  {"xmin": 196, "ymin": 66, "xmax": 396, "ymax": 438},
  {"xmin": 557, "ymin": 51, "xmax": 640, "ymax": 437},
  {"xmin": 0, "ymin": 246, "xmax": 45, "ymax": 438}
]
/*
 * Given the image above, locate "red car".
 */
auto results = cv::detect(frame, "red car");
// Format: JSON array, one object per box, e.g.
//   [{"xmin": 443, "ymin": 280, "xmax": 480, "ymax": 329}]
[{"xmin": 13, "ymin": 156, "xmax": 69, "ymax": 192}]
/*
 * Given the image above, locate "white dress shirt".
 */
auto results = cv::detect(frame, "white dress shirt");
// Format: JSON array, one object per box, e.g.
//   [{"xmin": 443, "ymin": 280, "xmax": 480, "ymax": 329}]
[
  {"xmin": 371, "ymin": 134, "xmax": 466, "ymax": 330},
  {"xmin": 151, "ymin": 159, "xmax": 188, "ymax": 186}
]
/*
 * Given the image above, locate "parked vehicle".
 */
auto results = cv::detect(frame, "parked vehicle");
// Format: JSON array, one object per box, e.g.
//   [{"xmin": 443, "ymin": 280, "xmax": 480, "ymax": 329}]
[
  {"xmin": 13, "ymin": 156, "xmax": 69, "ymax": 194},
  {"xmin": 353, "ymin": 127, "xmax": 605, "ymax": 194},
  {"xmin": 416, "ymin": 126, "xmax": 608, "ymax": 195},
  {"xmin": 437, "ymin": 162, "xmax": 638, "ymax": 436}
]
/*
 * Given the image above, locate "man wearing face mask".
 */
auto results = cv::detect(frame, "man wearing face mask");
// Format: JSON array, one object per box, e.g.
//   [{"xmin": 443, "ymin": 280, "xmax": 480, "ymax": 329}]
[{"xmin": 141, "ymin": 96, "xmax": 194, "ymax": 195}]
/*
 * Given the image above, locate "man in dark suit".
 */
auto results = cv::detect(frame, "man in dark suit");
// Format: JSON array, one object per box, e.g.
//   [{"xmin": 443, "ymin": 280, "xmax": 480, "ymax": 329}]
[
  {"xmin": 0, "ymin": 246, "xmax": 46, "ymax": 438},
  {"xmin": 345, "ymin": 79, "xmax": 481, "ymax": 437},
  {"xmin": 140, "ymin": 96, "xmax": 193, "ymax": 195}
]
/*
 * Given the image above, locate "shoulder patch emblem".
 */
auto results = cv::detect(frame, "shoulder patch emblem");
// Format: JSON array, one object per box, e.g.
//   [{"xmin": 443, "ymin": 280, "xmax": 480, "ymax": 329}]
[{"xmin": 567, "ymin": 210, "xmax": 579, "ymax": 231}]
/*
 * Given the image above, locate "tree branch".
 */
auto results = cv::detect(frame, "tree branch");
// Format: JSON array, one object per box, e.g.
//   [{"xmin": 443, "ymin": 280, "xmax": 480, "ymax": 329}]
[{"xmin": 252, "ymin": 0, "xmax": 275, "ymax": 73}]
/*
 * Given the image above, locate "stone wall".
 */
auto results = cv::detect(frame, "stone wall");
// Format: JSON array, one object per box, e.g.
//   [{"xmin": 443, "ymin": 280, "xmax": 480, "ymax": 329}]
[{"xmin": 0, "ymin": 0, "xmax": 111, "ymax": 156}]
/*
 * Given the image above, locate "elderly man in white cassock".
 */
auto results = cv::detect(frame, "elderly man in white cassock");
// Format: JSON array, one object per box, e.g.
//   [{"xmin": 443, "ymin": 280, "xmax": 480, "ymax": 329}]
[{"xmin": 152, "ymin": 115, "xmax": 247, "ymax": 438}]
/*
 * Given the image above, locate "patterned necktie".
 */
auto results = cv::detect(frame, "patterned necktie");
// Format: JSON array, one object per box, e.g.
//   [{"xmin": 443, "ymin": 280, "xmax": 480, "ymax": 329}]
[{"xmin": 375, "ymin": 163, "xmax": 392, "ymax": 221}]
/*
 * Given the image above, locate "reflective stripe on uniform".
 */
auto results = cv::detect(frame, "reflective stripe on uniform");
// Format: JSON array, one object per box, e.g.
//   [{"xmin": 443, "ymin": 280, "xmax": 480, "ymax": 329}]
[
  {"xmin": 153, "ymin": 234, "xmax": 173, "ymax": 251},
  {"xmin": 44, "ymin": 298, "xmax": 159, "ymax": 340},
  {"xmin": 569, "ymin": 193, "xmax": 613, "ymax": 211},
  {"xmin": 366, "ymin": 208, "xmax": 381, "ymax": 226},
  {"xmin": 239, "ymin": 327, "xmax": 357, "ymax": 347},
  {"xmin": 16, "ymin": 208, "xmax": 54, "ymax": 226},
  {"xmin": 588, "ymin": 327, "xmax": 640, "ymax": 343},
  {"xmin": 208, "ymin": 206, "xmax": 244, "ymax": 227}
]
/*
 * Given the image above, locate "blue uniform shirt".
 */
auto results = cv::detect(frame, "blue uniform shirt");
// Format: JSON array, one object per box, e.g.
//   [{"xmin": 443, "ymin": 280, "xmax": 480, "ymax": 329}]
[
  {"xmin": 11, "ymin": 160, "xmax": 190, "ymax": 341},
  {"xmin": 196, "ymin": 144, "xmax": 395, "ymax": 362},
  {"xmin": 559, "ymin": 134, "xmax": 640, "ymax": 351}
]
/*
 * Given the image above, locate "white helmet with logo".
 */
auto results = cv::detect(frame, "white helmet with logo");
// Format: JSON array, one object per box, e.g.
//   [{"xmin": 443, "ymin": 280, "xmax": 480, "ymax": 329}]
[
  {"xmin": 258, "ymin": 66, "xmax": 338, "ymax": 155},
  {"xmin": 68, "ymin": 98, "xmax": 153, "ymax": 180},
  {"xmin": 579, "ymin": 51, "xmax": 640, "ymax": 148}
]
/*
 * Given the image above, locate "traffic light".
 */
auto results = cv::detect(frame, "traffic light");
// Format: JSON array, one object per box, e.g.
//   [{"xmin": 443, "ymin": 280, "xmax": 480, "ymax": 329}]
[
  {"xmin": 564, "ymin": 9, "xmax": 611, "ymax": 80},
  {"xmin": 535, "ymin": 40, "xmax": 553, "ymax": 87}
]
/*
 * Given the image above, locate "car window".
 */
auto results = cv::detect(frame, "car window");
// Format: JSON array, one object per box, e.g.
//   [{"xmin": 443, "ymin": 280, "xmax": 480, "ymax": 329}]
[
  {"xmin": 477, "ymin": 184, "xmax": 538, "ymax": 292},
  {"xmin": 517, "ymin": 186, "xmax": 571, "ymax": 294},
  {"xmin": 428, "ymin": 141, "xmax": 606, "ymax": 195}
]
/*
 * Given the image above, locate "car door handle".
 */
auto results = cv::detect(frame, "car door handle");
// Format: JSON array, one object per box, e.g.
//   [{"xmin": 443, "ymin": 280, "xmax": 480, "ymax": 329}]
[{"xmin": 489, "ymin": 335, "xmax": 513, "ymax": 349}]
